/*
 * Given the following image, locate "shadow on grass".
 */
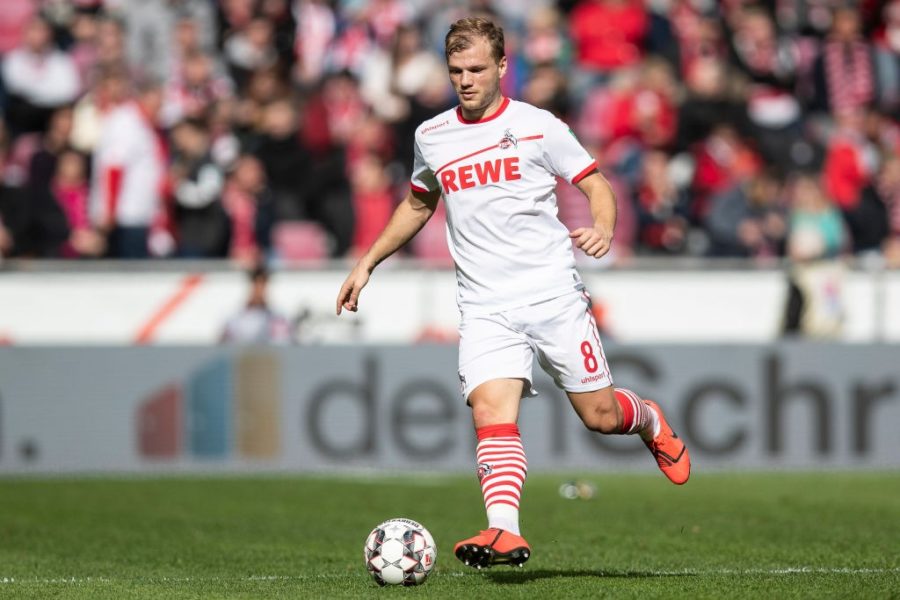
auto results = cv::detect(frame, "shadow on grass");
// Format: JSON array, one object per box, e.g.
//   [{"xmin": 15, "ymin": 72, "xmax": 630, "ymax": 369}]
[{"xmin": 486, "ymin": 569, "xmax": 697, "ymax": 584}]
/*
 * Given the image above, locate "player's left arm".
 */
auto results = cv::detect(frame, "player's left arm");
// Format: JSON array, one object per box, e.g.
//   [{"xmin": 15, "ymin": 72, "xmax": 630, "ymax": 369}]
[{"xmin": 570, "ymin": 171, "xmax": 617, "ymax": 259}]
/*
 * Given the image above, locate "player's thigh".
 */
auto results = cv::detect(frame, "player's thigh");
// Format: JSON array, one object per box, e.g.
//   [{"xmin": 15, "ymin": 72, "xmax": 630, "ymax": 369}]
[
  {"xmin": 468, "ymin": 378, "xmax": 527, "ymax": 427},
  {"xmin": 458, "ymin": 313, "xmax": 534, "ymax": 406},
  {"xmin": 526, "ymin": 291, "xmax": 613, "ymax": 393}
]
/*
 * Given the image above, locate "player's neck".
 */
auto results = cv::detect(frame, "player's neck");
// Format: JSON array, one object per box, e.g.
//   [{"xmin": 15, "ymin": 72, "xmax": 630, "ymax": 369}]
[{"xmin": 460, "ymin": 94, "xmax": 506, "ymax": 123}]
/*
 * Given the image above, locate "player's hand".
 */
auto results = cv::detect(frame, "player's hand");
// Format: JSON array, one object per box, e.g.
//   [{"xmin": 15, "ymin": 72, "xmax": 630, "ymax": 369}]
[
  {"xmin": 569, "ymin": 225, "xmax": 614, "ymax": 259},
  {"xmin": 336, "ymin": 264, "xmax": 371, "ymax": 315}
]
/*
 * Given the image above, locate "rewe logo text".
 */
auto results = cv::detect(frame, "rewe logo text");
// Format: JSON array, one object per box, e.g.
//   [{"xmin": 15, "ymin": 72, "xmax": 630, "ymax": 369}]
[{"xmin": 440, "ymin": 157, "xmax": 521, "ymax": 193}]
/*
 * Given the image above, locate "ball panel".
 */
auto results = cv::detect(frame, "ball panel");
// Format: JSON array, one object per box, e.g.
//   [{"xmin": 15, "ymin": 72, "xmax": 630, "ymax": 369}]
[
  {"xmin": 381, "ymin": 565, "xmax": 405, "ymax": 585},
  {"xmin": 379, "ymin": 539, "xmax": 404, "ymax": 562}
]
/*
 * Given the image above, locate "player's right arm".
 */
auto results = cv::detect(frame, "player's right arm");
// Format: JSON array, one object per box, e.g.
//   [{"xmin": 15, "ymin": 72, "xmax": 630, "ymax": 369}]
[{"xmin": 336, "ymin": 187, "xmax": 441, "ymax": 315}]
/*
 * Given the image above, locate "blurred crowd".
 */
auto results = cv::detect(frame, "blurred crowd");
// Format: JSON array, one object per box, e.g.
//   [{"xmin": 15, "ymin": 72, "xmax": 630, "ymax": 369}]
[{"xmin": 0, "ymin": 0, "xmax": 899, "ymax": 268}]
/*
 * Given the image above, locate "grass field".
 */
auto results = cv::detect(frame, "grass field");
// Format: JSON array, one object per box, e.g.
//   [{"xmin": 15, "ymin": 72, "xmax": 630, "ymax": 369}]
[{"xmin": 0, "ymin": 472, "xmax": 898, "ymax": 599}]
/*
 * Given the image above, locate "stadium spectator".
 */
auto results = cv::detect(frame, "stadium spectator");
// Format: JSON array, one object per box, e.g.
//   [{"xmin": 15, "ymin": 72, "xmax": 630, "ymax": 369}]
[
  {"xmin": 253, "ymin": 97, "xmax": 311, "ymax": 220},
  {"xmin": 231, "ymin": 67, "xmax": 288, "ymax": 154},
  {"xmin": 674, "ymin": 57, "xmax": 748, "ymax": 153},
  {"xmin": 786, "ymin": 173, "xmax": 847, "ymax": 262},
  {"xmin": 344, "ymin": 111, "xmax": 395, "ymax": 173},
  {"xmin": 350, "ymin": 152, "xmax": 393, "ymax": 256},
  {"xmin": 89, "ymin": 80, "xmax": 167, "ymax": 259},
  {"xmin": 810, "ymin": 6, "xmax": 877, "ymax": 116},
  {"xmin": 663, "ymin": 3, "xmax": 728, "ymax": 79},
  {"xmin": 67, "ymin": 9, "xmax": 101, "ymax": 88},
  {"xmin": 690, "ymin": 123, "xmax": 762, "ymax": 221},
  {"xmin": 256, "ymin": 0, "xmax": 296, "ymax": 65},
  {"xmin": 727, "ymin": 6, "xmax": 807, "ymax": 168},
  {"xmin": 784, "ymin": 174, "xmax": 847, "ymax": 339},
  {"xmin": 0, "ymin": 136, "xmax": 30, "ymax": 257},
  {"xmin": 223, "ymin": 15, "xmax": 279, "ymax": 91},
  {"xmin": 326, "ymin": 11, "xmax": 377, "ymax": 78},
  {"xmin": 11, "ymin": 189, "xmax": 69, "ymax": 258},
  {"xmin": 0, "ymin": 134, "xmax": 68, "ymax": 258},
  {"xmin": 169, "ymin": 118, "xmax": 228, "ymax": 258},
  {"xmin": 119, "ymin": 0, "xmax": 217, "ymax": 83},
  {"xmin": 844, "ymin": 179, "xmax": 891, "ymax": 257},
  {"xmin": 360, "ymin": 23, "xmax": 444, "ymax": 124},
  {"xmin": 70, "ymin": 64, "xmax": 130, "ymax": 154},
  {"xmin": 569, "ymin": 0, "xmax": 648, "ymax": 74},
  {"xmin": 160, "ymin": 49, "xmax": 234, "ymax": 127},
  {"xmin": 25, "ymin": 111, "xmax": 104, "ymax": 258},
  {"xmin": 28, "ymin": 107, "xmax": 75, "ymax": 199},
  {"xmin": 221, "ymin": 264, "xmax": 292, "ymax": 344},
  {"xmin": 705, "ymin": 169, "xmax": 786, "ymax": 259},
  {"xmin": 633, "ymin": 150, "xmax": 691, "ymax": 254},
  {"xmin": 568, "ymin": 0, "xmax": 648, "ymax": 101},
  {"xmin": 822, "ymin": 109, "xmax": 877, "ymax": 211},
  {"xmin": 221, "ymin": 153, "xmax": 274, "ymax": 265},
  {"xmin": 43, "ymin": 148, "xmax": 104, "ymax": 258},
  {"xmin": 303, "ymin": 148, "xmax": 354, "ymax": 258},
  {"xmin": 864, "ymin": 106, "xmax": 900, "ymax": 156},
  {"xmin": 522, "ymin": 8, "xmax": 570, "ymax": 70},
  {"xmin": 873, "ymin": 0, "xmax": 900, "ymax": 116},
  {"xmin": 292, "ymin": 0, "xmax": 337, "ymax": 87},
  {"xmin": 521, "ymin": 62, "xmax": 569, "ymax": 118},
  {"xmin": 863, "ymin": 153, "xmax": 900, "ymax": 259},
  {"xmin": 207, "ymin": 98, "xmax": 241, "ymax": 170},
  {"xmin": 614, "ymin": 57, "xmax": 679, "ymax": 150},
  {"xmin": 92, "ymin": 15, "xmax": 128, "ymax": 75},
  {"xmin": 1, "ymin": 15, "xmax": 80, "ymax": 136}
]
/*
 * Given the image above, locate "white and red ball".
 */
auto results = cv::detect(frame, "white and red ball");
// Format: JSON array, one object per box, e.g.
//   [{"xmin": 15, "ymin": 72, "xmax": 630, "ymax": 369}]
[{"xmin": 364, "ymin": 518, "xmax": 436, "ymax": 586}]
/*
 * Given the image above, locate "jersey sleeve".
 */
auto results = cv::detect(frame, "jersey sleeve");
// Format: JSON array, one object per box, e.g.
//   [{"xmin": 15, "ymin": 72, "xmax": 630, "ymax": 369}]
[
  {"xmin": 541, "ymin": 115, "xmax": 598, "ymax": 185},
  {"xmin": 410, "ymin": 134, "xmax": 439, "ymax": 193}
]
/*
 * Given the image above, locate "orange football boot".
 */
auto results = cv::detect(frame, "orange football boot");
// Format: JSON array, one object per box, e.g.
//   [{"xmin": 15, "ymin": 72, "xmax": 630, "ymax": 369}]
[
  {"xmin": 643, "ymin": 400, "xmax": 691, "ymax": 485},
  {"xmin": 454, "ymin": 528, "xmax": 531, "ymax": 568}
]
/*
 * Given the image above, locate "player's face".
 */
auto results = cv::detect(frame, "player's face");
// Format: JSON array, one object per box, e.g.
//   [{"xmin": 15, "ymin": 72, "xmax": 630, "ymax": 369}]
[{"xmin": 447, "ymin": 37, "xmax": 507, "ymax": 120}]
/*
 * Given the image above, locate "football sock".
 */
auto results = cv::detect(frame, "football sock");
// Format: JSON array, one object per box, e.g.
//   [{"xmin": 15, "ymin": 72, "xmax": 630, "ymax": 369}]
[
  {"xmin": 475, "ymin": 423, "xmax": 527, "ymax": 536},
  {"xmin": 614, "ymin": 388, "xmax": 660, "ymax": 441}
]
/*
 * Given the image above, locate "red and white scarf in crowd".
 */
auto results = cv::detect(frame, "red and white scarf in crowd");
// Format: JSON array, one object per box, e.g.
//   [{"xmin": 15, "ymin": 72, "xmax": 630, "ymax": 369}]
[{"xmin": 823, "ymin": 41, "xmax": 874, "ymax": 113}]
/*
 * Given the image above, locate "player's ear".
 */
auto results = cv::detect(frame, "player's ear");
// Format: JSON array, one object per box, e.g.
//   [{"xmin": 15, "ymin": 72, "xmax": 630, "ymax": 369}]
[{"xmin": 497, "ymin": 55, "xmax": 508, "ymax": 79}]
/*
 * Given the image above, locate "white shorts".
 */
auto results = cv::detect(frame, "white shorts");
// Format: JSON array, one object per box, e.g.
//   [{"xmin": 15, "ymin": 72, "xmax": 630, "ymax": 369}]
[{"xmin": 457, "ymin": 290, "xmax": 613, "ymax": 400}]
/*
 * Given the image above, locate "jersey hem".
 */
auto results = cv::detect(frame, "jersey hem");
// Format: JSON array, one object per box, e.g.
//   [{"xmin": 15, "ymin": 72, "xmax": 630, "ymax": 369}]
[
  {"xmin": 459, "ymin": 282, "xmax": 586, "ymax": 318},
  {"xmin": 562, "ymin": 381, "xmax": 614, "ymax": 394}
]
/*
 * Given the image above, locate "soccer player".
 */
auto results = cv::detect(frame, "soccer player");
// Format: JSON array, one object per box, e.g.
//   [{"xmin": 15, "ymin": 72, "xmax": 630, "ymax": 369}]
[{"xmin": 336, "ymin": 17, "xmax": 690, "ymax": 569}]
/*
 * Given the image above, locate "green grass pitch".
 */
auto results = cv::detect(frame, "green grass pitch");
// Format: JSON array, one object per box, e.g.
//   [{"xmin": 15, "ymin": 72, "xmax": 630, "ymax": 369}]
[{"xmin": 0, "ymin": 472, "xmax": 898, "ymax": 598}]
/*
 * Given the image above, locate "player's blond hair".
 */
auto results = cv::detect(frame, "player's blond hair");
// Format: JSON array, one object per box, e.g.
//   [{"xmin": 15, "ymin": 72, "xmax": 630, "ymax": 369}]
[{"xmin": 445, "ymin": 17, "xmax": 505, "ymax": 64}]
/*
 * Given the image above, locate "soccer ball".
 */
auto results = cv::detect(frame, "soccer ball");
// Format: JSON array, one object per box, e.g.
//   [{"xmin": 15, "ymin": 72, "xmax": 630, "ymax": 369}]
[{"xmin": 364, "ymin": 518, "xmax": 436, "ymax": 586}]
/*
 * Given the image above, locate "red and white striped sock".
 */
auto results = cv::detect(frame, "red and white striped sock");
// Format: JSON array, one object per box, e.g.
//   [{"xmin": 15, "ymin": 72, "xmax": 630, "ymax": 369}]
[
  {"xmin": 475, "ymin": 423, "xmax": 527, "ymax": 536},
  {"xmin": 615, "ymin": 388, "xmax": 660, "ymax": 441}
]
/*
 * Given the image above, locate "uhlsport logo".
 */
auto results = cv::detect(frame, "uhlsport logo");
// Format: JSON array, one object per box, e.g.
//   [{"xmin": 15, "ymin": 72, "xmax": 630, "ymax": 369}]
[{"xmin": 136, "ymin": 352, "xmax": 281, "ymax": 460}]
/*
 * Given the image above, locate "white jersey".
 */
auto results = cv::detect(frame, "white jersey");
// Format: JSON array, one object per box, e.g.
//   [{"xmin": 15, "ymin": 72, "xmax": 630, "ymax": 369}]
[
  {"xmin": 411, "ymin": 98, "xmax": 598, "ymax": 315},
  {"xmin": 90, "ymin": 102, "xmax": 165, "ymax": 227}
]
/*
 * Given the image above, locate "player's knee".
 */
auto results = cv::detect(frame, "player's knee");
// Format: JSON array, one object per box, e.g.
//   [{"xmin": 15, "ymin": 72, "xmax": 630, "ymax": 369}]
[
  {"xmin": 580, "ymin": 404, "xmax": 619, "ymax": 434},
  {"xmin": 471, "ymin": 402, "xmax": 503, "ymax": 427}
]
